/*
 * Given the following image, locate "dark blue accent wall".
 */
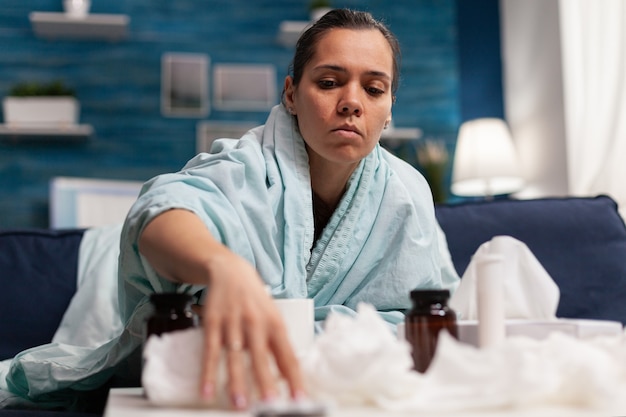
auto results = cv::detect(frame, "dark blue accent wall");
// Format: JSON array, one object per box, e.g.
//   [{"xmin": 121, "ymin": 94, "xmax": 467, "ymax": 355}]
[
  {"xmin": 0, "ymin": 0, "xmax": 502, "ymax": 228},
  {"xmin": 456, "ymin": 0, "xmax": 504, "ymax": 121}
]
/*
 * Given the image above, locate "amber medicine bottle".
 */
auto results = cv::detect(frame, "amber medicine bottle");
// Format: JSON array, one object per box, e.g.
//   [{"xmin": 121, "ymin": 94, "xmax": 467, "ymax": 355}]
[
  {"xmin": 405, "ymin": 289, "xmax": 458, "ymax": 373},
  {"xmin": 145, "ymin": 293, "xmax": 198, "ymax": 338}
]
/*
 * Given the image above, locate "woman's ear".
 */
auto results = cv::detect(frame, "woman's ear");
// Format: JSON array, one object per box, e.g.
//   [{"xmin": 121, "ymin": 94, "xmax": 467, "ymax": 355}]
[
  {"xmin": 385, "ymin": 113, "xmax": 392, "ymax": 129},
  {"xmin": 283, "ymin": 76, "xmax": 296, "ymax": 113}
]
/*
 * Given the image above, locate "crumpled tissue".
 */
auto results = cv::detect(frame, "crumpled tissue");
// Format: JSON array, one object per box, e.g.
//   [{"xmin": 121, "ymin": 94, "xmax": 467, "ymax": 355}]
[
  {"xmin": 400, "ymin": 330, "xmax": 626, "ymax": 412},
  {"xmin": 302, "ymin": 304, "xmax": 626, "ymax": 413},
  {"xmin": 142, "ymin": 303, "xmax": 626, "ymax": 413},
  {"xmin": 450, "ymin": 235, "xmax": 560, "ymax": 320},
  {"xmin": 142, "ymin": 327, "xmax": 248, "ymax": 408},
  {"xmin": 142, "ymin": 303, "xmax": 422, "ymax": 409},
  {"xmin": 299, "ymin": 303, "xmax": 422, "ymax": 407}
]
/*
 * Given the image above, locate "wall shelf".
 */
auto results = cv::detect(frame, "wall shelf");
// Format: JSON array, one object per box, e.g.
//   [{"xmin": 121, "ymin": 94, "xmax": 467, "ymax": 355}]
[
  {"xmin": 29, "ymin": 12, "xmax": 129, "ymax": 41},
  {"xmin": 381, "ymin": 127, "xmax": 422, "ymax": 141},
  {"xmin": 0, "ymin": 124, "xmax": 93, "ymax": 142},
  {"xmin": 380, "ymin": 127, "xmax": 423, "ymax": 148}
]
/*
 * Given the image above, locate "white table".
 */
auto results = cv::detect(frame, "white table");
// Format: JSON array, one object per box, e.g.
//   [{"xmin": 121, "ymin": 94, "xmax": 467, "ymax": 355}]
[{"xmin": 103, "ymin": 387, "xmax": 618, "ymax": 417}]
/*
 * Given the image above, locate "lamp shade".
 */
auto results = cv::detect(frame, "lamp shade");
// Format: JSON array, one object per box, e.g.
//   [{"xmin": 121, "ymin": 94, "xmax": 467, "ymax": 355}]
[{"xmin": 451, "ymin": 118, "xmax": 524, "ymax": 197}]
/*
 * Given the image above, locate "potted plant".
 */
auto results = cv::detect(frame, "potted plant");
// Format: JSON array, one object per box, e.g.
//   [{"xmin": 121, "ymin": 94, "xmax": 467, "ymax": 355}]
[
  {"xmin": 2, "ymin": 80, "xmax": 79, "ymax": 127},
  {"xmin": 416, "ymin": 138, "xmax": 449, "ymax": 203},
  {"xmin": 309, "ymin": 0, "xmax": 332, "ymax": 21}
]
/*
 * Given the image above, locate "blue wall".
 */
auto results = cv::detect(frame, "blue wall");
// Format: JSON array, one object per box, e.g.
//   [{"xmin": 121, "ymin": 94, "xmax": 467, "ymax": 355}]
[
  {"xmin": 456, "ymin": 0, "xmax": 504, "ymax": 121},
  {"xmin": 1, "ymin": 0, "xmax": 499, "ymax": 228}
]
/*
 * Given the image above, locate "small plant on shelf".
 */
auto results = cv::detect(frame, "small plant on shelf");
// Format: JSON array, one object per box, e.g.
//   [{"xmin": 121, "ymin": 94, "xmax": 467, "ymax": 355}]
[
  {"xmin": 9, "ymin": 80, "xmax": 75, "ymax": 97},
  {"xmin": 3, "ymin": 80, "xmax": 79, "ymax": 127}
]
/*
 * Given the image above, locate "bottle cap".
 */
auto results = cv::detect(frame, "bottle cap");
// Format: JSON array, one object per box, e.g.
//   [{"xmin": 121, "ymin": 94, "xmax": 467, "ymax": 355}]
[
  {"xmin": 149, "ymin": 293, "xmax": 193, "ymax": 310},
  {"xmin": 410, "ymin": 289, "xmax": 450, "ymax": 302}
]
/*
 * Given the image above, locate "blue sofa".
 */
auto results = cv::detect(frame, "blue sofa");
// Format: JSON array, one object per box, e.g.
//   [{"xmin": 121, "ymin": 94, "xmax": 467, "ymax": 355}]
[
  {"xmin": 0, "ymin": 229, "xmax": 104, "ymax": 417},
  {"xmin": 435, "ymin": 195, "xmax": 626, "ymax": 323},
  {"xmin": 1, "ymin": 195, "xmax": 626, "ymax": 416}
]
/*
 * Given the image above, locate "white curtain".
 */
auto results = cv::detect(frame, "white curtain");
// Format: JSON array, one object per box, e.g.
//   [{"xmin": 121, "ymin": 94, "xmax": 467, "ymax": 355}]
[{"xmin": 559, "ymin": 0, "xmax": 626, "ymax": 219}]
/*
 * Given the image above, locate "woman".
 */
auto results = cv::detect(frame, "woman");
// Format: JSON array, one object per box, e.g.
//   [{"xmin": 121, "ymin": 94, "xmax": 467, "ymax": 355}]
[
  {"xmin": 3, "ymin": 8, "xmax": 458, "ymax": 412},
  {"xmin": 122, "ymin": 8, "xmax": 458, "ymax": 408}
]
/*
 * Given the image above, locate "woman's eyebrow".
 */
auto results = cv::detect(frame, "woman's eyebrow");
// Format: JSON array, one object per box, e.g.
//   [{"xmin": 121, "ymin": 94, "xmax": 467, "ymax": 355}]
[
  {"xmin": 312, "ymin": 64, "xmax": 391, "ymax": 80},
  {"xmin": 311, "ymin": 64, "xmax": 346, "ymax": 73}
]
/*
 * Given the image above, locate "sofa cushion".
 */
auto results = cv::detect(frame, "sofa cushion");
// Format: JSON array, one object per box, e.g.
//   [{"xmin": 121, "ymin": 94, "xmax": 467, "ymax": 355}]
[
  {"xmin": 0, "ymin": 411, "xmax": 98, "ymax": 417},
  {"xmin": 0, "ymin": 229, "xmax": 85, "ymax": 360},
  {"xmin": 435, "ymin": 195, "xmax": 626, "ymax": 324}
]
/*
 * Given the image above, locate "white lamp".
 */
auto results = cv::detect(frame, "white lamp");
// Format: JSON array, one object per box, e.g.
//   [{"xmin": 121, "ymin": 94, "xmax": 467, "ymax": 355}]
[{"xmin": 451, "ymin": 118, "xmax": 524, "ymax": 197}]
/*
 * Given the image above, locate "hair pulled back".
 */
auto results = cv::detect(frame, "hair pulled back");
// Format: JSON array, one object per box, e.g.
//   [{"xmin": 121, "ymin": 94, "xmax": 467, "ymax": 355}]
[{"xmin": 287, "ymin": 9, "xmax": 401, "ymax": 97}]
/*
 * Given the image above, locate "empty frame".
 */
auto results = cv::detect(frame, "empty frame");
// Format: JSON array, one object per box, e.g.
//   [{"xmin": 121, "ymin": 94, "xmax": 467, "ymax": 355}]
[
  {"xmin": 196, "ymin": 121, "xmax": 258, "ymax": 153},
  {"xmin": 161, "ymin": 53, "xmax": 209, "ymax": 117},
  {"xmin": 212, "ymin": 64, "xmax": 277, "ymax": 111}
]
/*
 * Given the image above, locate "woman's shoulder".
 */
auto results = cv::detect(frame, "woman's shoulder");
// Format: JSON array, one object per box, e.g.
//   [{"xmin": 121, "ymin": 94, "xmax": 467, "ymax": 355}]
[
  {"xmin": 375, "ymin": 145, "xmax": 433, "ymax": 204},
  {"xmin": 378, "ymin": 146, "xmax": 427, "ymax": 181},
  {"xmin": 183, "ymin": 126, "xmax": 265, "ymax": 170}
]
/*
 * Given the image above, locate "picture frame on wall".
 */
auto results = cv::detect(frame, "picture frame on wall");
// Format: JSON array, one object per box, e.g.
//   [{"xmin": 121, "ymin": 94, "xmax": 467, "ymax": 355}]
[
  {"xmin": 161, "ymin": 52, "xmax": 210, "ymax": 117},
  {"xmin": 196, "ymin": 120, "xmax": 258, "ymax": 154},
  {"xmin": 212, "ymin": 64, "xmax": 276, "ymax": 111}
]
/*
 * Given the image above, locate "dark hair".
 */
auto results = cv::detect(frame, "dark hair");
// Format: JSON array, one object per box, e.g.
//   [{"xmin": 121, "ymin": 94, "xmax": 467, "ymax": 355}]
[{"xmin": 284, "ymin": 9, "xmax": 401, "ymax": 100}]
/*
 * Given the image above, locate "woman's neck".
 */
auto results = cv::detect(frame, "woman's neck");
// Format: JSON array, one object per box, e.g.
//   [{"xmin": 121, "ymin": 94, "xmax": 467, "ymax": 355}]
[{"xmin": 309, "ymin": 161, "xmax": 357, "ymax": 208}]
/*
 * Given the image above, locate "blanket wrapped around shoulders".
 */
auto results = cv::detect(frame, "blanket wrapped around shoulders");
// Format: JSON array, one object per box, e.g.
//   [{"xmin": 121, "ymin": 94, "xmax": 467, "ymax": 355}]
[
  {"xmin": 1, "ymin": 105, "xmax": 458, "ymax": 409},
  {"xmin": 120, "ymin": 104, "xmax": 458, "ymax": 326}
]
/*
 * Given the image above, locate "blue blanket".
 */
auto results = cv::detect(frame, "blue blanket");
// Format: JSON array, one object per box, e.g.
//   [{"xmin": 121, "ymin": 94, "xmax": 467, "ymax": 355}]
[{"xmin": 1, "ymin": 105, "xmax": 458, "ymax": 408}]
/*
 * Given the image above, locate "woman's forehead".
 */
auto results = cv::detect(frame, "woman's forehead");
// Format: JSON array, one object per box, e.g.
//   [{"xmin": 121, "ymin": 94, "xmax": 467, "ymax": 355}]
[{"xmin": 307, "ymin": 28, "xmax": 394, "ymax": 74}]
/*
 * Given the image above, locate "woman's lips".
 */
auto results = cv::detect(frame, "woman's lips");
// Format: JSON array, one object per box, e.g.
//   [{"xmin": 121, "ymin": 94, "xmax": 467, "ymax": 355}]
[{"xmin": 332, "ymin": 125, "xmax": 362, "ymax": 138}]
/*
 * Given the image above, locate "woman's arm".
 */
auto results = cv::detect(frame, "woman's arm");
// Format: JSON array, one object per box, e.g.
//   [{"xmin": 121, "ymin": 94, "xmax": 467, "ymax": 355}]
[{"xmin": 139, "ymin": 209, "xmax": 305, "ymax": 409}]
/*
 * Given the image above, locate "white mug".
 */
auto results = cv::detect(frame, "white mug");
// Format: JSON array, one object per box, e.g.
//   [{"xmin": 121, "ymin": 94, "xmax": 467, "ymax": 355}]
[{"xmin": 273, "ymin": 298, "xmax": 315, "ymax": 356}]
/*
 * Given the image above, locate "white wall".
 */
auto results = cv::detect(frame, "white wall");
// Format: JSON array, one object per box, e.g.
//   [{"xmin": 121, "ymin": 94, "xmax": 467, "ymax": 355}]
[{"xmin": 500, "ymin": 0, "xmax": 569, "ymax": 198}]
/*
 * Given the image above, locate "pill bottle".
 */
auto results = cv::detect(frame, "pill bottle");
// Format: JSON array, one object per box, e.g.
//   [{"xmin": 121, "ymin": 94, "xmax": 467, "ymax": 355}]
[
  {"xmin": 405, "ymin": 289, "xmax": 458, "ymax": 373},
  {"xmin": 145, "ymin": 293, "xmax": 198, "ymax": 339}
]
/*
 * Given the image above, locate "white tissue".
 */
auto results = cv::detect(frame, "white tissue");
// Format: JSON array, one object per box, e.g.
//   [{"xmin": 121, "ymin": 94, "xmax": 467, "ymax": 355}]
[
  {"xmin": 450, "ymin": 235, "xmax": 560, "ymax": 320},
  {"xmin": 142, "ymin": 328, "xmax": 241, "ymax": 408},
  {"xmin": 302, "ymin": 304, "xmax": 626, "ymax": 413},
  {"xmin": 300, "ymin": 303, "xmax": 423, "ymax": 407},
  {"xmin": 142, "ymin": 303, "xmax": 626, "ymax": 414},
  {"xmin": 422, "ymin": 331, "xmax": 626, "ymax": 411},
  {"xmin": 141, "ymin": 304, "xmax": 421, "ymax": 409},
  {"xmin": 142, "ymin": 329, "xmax": 204, "ymax": 407},
  {"xmin": 142, "ymin": 298, "xmax": 314, "ymax": 408}
]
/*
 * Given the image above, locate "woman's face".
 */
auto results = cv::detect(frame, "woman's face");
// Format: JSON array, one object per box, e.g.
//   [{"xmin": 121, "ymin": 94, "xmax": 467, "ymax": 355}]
[{"xmin": 284, "ymin": 28, "xmax": 394, "ymax": 170}]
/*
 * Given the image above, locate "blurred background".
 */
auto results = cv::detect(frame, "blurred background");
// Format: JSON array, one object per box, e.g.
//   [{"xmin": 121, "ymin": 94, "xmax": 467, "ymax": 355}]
[{"xmin": 3, "ymin": 0, "xmax": 622, "ymax": 228}]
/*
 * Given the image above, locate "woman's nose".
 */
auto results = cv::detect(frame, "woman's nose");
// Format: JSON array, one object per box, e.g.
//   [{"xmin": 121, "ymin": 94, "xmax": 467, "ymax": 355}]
[
  {"xmin": 339, "ymin": 104, "xmax": 361, "ymax": 115},
  {"xmin": 337, "ymin": 87, "xmax": 363, "ymax": 116}
]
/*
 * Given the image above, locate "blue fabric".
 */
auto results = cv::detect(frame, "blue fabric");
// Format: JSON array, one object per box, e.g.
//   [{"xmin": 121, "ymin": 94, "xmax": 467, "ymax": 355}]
[
  {"xmin": 0, "ymin": 229, "xmax": 85, "ymax": 361},
  {"xmin": 2, "ymin": 105, "xmax": 458, "ymax": 408},
  {"xmin": 435, "ymin": 195, "xmax": 626, "ymax": 324},
  {"xmin": 119, "ymin": 104, "xmax": 458, "ymax": 340}
]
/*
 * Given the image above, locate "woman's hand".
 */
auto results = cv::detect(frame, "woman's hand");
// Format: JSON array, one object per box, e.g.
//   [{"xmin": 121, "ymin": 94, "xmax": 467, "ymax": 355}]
[
  {"xmin": 200, "ymin": 248, "xmax": 304, "ymax": 408},
  {"xmin": 139, "ymin": 209, "xmax": 305, "ymax": 409}
]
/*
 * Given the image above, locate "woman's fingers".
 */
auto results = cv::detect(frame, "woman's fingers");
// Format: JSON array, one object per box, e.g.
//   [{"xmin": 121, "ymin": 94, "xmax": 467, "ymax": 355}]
[
  {"xmin": 246, "ymin": 312, "xmax": 281, "ymax": 401},
  {"xmin": 268, "ymin": 321, "xmax": 306, "ymax": 399},
  {"xmin": 198, "ymin": 252, "xmax": 305, "ymax": 409},
  {"xmin": 225, "ymin": 315, "xmax": 249, "ymax": 409},
  {"xmin": 201, "ymin": 305, "xmax": 305, "ymax": 409},
  {"xmin": 200, "ymin": 310, "xmax": 222, "ymax": 402}
]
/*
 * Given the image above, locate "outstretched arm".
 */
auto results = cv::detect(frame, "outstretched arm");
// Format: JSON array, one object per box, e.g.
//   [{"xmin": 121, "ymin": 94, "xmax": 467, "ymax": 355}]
[{"xmin": 138, "ymin": 209, "xmax": 305, "ymax": 409}]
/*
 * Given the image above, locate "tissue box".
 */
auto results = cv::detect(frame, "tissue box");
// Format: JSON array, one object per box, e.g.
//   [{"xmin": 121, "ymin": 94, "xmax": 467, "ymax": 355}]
[{"xmin": 457, "ymin": 318, "xmax": 624, "ymax": 347}]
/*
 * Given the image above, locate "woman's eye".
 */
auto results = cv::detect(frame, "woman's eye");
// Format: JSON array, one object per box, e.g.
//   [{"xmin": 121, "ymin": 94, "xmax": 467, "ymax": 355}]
[
  {"xmin": 367, "ymin": 86, "xmax": 385, "ymax": 96},
  {"xmin": 318, "ymin": 79, "xmax": 336, "ymax": 89}
]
